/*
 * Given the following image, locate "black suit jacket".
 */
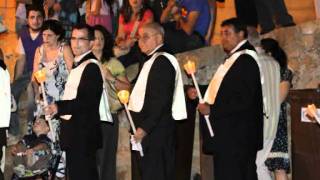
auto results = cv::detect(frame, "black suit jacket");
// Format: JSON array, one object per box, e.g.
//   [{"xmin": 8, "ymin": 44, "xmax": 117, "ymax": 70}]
[
  {"xmin": 205, "ymin": 41, "xmax": 263, "ymax": 155},
  {"xmin": 131, "ymin": 48, "xmax": 176, "ymax": 149},
  {"xmin": 57, "ymin": 52, "xmax": 103, "ymax": 152}
]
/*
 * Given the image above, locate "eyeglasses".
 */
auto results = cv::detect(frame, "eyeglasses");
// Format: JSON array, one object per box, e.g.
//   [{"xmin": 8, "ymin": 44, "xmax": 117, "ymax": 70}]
[
  {"xmin": 137, "ymin": 33, "xmax": 159, "ymax": 42},
  {"xmin": 70, "ymin": 37, "xmax": 90, "ymax": 41}
]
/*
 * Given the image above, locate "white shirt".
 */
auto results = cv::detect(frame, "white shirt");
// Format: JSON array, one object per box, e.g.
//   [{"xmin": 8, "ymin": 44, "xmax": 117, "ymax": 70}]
[{"xmin": 0, "ymin": 65, "xmax": 11, "ymax": 128}]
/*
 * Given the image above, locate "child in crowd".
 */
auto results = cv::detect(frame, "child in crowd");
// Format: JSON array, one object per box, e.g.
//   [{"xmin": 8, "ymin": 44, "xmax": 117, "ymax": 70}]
[{"xmin": 11, "ymin": 116, "xmax": 52, "ymax": 179}]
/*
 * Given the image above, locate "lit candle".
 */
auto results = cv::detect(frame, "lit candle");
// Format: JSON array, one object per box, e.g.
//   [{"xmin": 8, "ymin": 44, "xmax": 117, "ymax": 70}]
[
  {"xmin": 34, "ymin": 68, "xmax": 56, "ymax": 142},
  {"xmin": 34, "ymin": 69, "xmax": 46, "ymax": 83},
  {"xmin": 306, "ymin": 104, "xmax": 320, "ymax": 124},
  {"xmin": 117, "ymin": 90, "xmax": 130, "ymax": 105},
  {"xmin": 183, "ymin": 60, "xmax": 196, "ymax": 75},
  {"xmin": 183, "ymin": 59, "xmax": 214, "ymax": 137},
  {"xmin": 117, "ymin": 90, "xmax": 144, "ymax": 156}
]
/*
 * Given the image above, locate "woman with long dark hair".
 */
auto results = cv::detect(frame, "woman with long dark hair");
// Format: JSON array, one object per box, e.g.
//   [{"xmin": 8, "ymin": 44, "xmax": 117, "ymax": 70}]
[
  {"xmin": 92, "ymin": 25, "xmax": 130, "ymax": 180},
  {"xmin": 261, "ymin": 38, "xmax": 292, "ymax": 180}
]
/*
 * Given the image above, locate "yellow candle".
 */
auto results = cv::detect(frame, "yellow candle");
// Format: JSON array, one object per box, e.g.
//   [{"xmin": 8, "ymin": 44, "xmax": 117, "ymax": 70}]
[
  {"xmin": 183, "ymin": 60, "xmax": 196, "ymax": 75},
  {"xmin": 307, "ymin": 104, "xmax": 317, "ymax": 118},
  {"xmin": 117, "ymin": 90, "xmax": 130, "ymax": 104},
  {"xmin": 34, "ymin": 69, "xmax": 46, "ymax": 83}
]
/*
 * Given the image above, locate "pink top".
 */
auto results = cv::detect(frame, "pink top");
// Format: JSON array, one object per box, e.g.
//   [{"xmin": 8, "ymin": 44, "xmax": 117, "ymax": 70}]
[{"xmin": 118, "ymin": 9, "xmax": 154, "ymax": 38}]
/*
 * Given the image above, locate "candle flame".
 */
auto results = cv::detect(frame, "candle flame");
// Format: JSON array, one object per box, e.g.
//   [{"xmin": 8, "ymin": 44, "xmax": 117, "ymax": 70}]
[
  {"xmin": 183, "ymin": 60, "xmax": 196, "ymax": 75},
  {"xmin": 34, "ymin": 69, "xmax": 46, "ymax": 83},
  {"xmin": 117, "ymin": 90, "xmax": 130, "ymax": 104},
  {"xmin": 306, "ymin": 104, "xmax": 317, "ymax": 118}
]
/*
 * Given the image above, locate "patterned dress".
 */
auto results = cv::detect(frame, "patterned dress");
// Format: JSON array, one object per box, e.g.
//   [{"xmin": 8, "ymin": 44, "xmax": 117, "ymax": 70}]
[
  {"xmin": 37, "ymin": 44, "xmax": 69, "ymax": 177},
  {"xmin": 265, "ymin": 67, "xmax": 293, "ymax": 173}
]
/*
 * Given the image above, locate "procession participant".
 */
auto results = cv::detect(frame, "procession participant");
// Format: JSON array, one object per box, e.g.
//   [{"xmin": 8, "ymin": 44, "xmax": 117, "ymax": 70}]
[{"xmin": 128, "ymin": 22, "xmax": 187, "ymax": 180}]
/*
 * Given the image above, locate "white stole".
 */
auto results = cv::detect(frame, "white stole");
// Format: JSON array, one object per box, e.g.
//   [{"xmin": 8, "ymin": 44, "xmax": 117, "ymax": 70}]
[
  {"xmin": 204, "ymin": 49, "xmax": 264, "ymax": 105},
  {"xmin": 0, "ymin": 68, "xmax": 11, "ymax": 128},
  {"xmin": 61, "ymin": 59, "xmax": 113, "ymax": 122},
  {"xmin": 256, "ymin": 49, "xmax": 280, "ymax": 140},
  {"xmin": 128, "ymin": 52, "xmax": 187, "ymax": 120}
]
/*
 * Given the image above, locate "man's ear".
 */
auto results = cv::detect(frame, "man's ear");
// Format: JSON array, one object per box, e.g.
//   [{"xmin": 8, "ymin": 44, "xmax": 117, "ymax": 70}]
[
  {"xmin": 156, "ymin": 33, "xmax": 163, "ymax": 44},
  {"xmin": 239, "ymin": 31, "xmax": 245, "ymax": 39}
]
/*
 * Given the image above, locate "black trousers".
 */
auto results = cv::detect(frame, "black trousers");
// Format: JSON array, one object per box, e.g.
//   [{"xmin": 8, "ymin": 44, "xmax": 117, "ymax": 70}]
[
  {"xmin": 234, "ymin": 0, "xmax": 258, "ymax": 27},
  {"xmin": 132, "ymin": 148, "xmax": 175, "ymax": 180},
  {"xmin": 96, "ymin": 114, "xmax": 119, "ymax": 180},
  {"xmin": 254, "ymin": 0, "xmax": 294, "ymax": 32},
  {"xmin": 0, "ymin": 146, "xmax": 3, "ymax": 180},
  {"xmin": 175, "ymin": 97, "xmax": 196, "ymax": 180},
  {"xmin": 214, "ymin": 151, "xmax": 258, "ymax": 180},
  {"xmin": 66, "ymin": 149, "xmax": 99, "ymax": 180},
  {"xmin": 132, "ymin": 132, "xmax": 176, "ymax": 180}
]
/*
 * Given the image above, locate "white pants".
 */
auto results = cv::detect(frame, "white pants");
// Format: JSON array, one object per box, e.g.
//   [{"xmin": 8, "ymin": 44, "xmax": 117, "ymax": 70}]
[{"xmin": 256, "ymin": 139, "xmax": 274, "ymax": 180}]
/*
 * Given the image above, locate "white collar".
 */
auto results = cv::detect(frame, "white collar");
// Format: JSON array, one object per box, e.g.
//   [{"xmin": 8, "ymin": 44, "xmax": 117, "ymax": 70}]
[
  {"xmin": 147, "ymin": 44, "xmax": 164, "ymax": 56},
  {"xmin": 74, "ymin": 50, "xmax": 92, "ymax": 63},
  {"xmin": 230, "ymin": 40, "xmax": 247, "ymax": 54}
]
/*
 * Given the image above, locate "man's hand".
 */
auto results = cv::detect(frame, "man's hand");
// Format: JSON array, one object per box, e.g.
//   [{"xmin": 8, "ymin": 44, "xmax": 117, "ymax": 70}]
[
  {"xmin": 197, "ymin": 103, "xmax": 210, "ymax": 115},
  {"xmin": 133, "ymin": 128, "xmax": 147, "ymax": 143}
]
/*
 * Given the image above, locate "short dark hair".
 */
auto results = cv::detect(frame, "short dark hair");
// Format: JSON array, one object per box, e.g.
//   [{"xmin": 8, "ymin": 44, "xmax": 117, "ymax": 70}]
[
  {"xmin": 221, "ymin": 17, "xmax": 248, "ymax": 38},
  {"xmin": 42, "ymin": 20, "xmax": 65, "ymax": 41},
  {"xmin": 26, "ymin": 5, "xmax": 45, "ymax": 18},
  {"xmin": 72, "ymin": 23, "xmax": 95, "ymax": 41}
]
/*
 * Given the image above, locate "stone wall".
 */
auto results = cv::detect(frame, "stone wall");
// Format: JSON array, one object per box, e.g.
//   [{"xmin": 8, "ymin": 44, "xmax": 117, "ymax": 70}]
[
  {"xmin": 177, "ymin": 20, "xmax": 320, "ymax": 90},
  {"xmin": 263, "ymin": 20, "xmax": 320, "ymax": 89}
]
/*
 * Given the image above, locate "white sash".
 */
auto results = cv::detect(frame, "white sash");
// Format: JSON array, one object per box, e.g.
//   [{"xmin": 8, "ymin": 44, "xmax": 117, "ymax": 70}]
[
  {"xmin": 0, "ymin": 68, "xmax": 11, "ymax": 128},
  {"xmin": 128, "ymin": 52, "xmax": 187, "ymax": 120},
  {"xmin": 61, "ymin": 59, "xmax": 113, "ymax": 122},
  {"xmin": 204, "ymin": 49, "xmax": 264, "ymax": 105}
]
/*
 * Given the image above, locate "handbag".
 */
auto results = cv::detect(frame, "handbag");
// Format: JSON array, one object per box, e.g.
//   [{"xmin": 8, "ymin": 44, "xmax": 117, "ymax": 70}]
[{"xmin": 105, "ymin": 80, "xmax": 123, "ymax": 113}]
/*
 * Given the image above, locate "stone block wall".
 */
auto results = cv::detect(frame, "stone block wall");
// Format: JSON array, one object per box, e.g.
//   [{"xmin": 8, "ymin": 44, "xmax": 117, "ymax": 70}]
[{"xmin": 177, "ymin": 20, "xmax": 320, "ymax": 90}]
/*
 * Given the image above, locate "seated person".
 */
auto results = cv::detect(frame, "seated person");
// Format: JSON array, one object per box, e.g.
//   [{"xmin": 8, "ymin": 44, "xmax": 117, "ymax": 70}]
[
  {"xmin": 11, "ymin": 116, "xmax": 52, "ymax": 178},
  {"xmin": 160, "ymin": 0, "xmax": 211, "ymax": 53},
  {"xmin": 114, "ymin": 0, "xmax": 153, "ymax": 67}
]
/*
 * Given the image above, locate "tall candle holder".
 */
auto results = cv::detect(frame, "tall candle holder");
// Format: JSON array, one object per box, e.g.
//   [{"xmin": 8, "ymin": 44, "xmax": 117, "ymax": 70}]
[
  {"xmin": 117, "ymin": 90, "xmax": 144, "ymax": 156},
  {"xmin": 184, "ymin": 58, "xmax": 214, "ymax": 137},
  {"xmin": 34, "ymin": 69, "xmax": 56, "ymax": 142}
]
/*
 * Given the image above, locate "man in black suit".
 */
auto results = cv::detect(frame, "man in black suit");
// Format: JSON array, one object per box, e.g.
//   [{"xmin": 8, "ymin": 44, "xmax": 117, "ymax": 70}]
[
  {"xmin": 46, "ymin": 24, "xmax": 102, "ymax": 180},
  {"xmin": 198, "ymin": 17, "xmax": 263, "ymax": 180},
  {"xmin": 129, "ymin": 22, "xmax": 187, "ymax": 180}
]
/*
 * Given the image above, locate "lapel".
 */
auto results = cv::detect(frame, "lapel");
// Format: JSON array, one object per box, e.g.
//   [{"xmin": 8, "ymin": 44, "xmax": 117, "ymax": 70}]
[
  {"xmin": 73, "ymin": 52, "xmax": 97, "ymax": 68},
  {"xmin": 204, "ymin": 41, "xmax": 256, "ymax": 105},
  {"xmin": 0, "ymin": 60, "xmax": 6, "ymax": 70}
]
